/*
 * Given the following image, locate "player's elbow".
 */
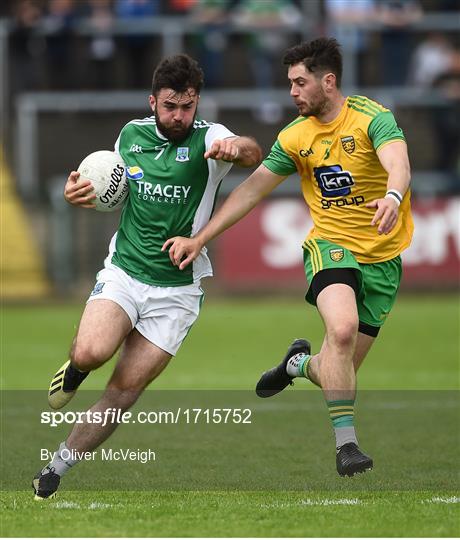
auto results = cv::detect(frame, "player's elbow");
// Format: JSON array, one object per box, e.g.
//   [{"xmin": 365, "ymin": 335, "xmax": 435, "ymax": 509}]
[
  {"xmin": 399, "ymin": 156, "xmax": 411, "ymax": 182},
  {"xmin": 401, "ymin": 154, "xmax": 411, "ymax": 184},
  {"xmin": 401, "ymin": 162, "xmax": 411, "ymax": 191},
  {"xmin": 249, "ymin": 144, "xmax": 263, "ymax": 167},
  {"xmin": 405, "ymin": 162, "xmax": 411, "ymax": 185},
  {"xmin": 238, "ymin": 138, "xmax": 263, "ymax": 168}
]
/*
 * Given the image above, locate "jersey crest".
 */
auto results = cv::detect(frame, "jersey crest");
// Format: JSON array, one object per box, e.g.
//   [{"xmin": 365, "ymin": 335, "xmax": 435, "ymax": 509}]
[
  {"xmin": 176, "ymin": 147, "xmax": 190, "ymax": 162},
  {"xmin": 341, "ymin": 136, "xmax": 355, "ymax": 154}
]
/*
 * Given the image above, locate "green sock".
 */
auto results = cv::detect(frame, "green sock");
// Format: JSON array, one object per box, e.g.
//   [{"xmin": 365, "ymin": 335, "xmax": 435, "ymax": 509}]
[
  {"xmin": 327, "ymin": 399, "xmax": 358, "ymax": 449},
  {"xmin": 286, "ymin": 353, "xmax": 312, "ymax": 379},
  {"xmin": 327, "ymin": 399, "xmax": 354, "ymax": 427}
]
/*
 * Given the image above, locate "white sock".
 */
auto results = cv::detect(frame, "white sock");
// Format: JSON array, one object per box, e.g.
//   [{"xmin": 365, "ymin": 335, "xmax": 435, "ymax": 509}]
[
  {"xmin": 286, "ymin": 353, "xmax": 311, "ymax": 378},
  {"xmin": 45, "ymin": 441, "xmax": 80, "ymax": 477},
  {"xmin": 335, "ymin": 427, "xmax": 358, "ymax": 451}
]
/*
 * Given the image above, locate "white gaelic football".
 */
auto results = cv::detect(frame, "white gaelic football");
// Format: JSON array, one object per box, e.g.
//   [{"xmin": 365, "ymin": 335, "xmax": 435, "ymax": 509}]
[{"xmin": 77, "ymin": 150, "xmax": 128, "ymax": 212}]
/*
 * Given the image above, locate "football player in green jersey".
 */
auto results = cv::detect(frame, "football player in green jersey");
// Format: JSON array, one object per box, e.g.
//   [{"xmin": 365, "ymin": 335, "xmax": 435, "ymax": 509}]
[{"xmin": 32, "ymin": 54, "xmax": 262, "ymax": 500}]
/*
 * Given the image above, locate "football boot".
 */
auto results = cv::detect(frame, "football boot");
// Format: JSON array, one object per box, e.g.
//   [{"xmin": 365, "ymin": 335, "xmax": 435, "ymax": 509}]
[
  {"xmin": 32, "ymin": 466, "xmax": 60, "ymax": 500},
  {"xmin": 48, "ymin": 360, "xmax": 89, "ymax": 409},
  {"xmin": 336, "ymin": 443, "xmax": 373, "ymax": 477},
  {"xmin": 256, "ymin": 338, "xmax": 311, "ymax": 398}
]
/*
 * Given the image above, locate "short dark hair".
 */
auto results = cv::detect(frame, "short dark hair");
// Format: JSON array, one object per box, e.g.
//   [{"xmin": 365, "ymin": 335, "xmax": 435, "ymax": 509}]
[
  {"xmin": 283, "ymin": 38, "xmax": 343, "ymax": 88},
  {"xmin": 152, "ymin": 54, "xmax": 204, "ymax": 95}
]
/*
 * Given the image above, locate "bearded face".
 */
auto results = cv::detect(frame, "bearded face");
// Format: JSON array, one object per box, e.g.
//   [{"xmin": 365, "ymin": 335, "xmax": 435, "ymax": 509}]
[
  {"xmin": 150, "ymin": 88, "xmax": 198, "ymax": 143},
  {"xmin": 288, "ymin": 64, "xmax": 331, "ymax": 118}
]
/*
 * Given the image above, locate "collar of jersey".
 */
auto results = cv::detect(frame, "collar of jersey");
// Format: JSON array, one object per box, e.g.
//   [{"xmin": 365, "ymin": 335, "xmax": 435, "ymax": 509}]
[{"xmin": 155, "ymin": 126, "xmax": 168, "ymax": 140}]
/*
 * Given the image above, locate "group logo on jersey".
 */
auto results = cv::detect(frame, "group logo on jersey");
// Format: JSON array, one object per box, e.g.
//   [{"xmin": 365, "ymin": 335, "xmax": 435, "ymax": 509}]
[
  {"xmin": 126, "ymin": 166, "xmax": 144, "ymax": 180},
  {"xmin": 176, "ymin": 147, "xmax": 190, "ymax": 162},
  {"xmin": 314, "ymin": 164, "xmax": 364, "ymax": 209},
  {"xmin": 341, "ymin": 136, "xmax": 355, "ymax": 154},
  {"xmin": 314, "ymin": 165, "xmax": 354, "ymax": 197}
]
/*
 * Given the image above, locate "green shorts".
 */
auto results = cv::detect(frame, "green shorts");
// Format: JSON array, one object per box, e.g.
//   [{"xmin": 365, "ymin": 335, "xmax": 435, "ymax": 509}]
[{"xmin": 303, "ymin": 239, "xmax": 402, "ymax": 328}]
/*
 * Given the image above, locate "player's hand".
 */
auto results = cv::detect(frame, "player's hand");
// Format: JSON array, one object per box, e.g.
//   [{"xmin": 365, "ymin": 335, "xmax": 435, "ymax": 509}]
[
  {"xmin": 204, "ymin": 139, "xmax": 239, "ymax": 162},
  {"xmin": 64, "ymin": 171, "xmax": 97, "ymax": 209},
  {"xmin": 161, "ymin": 236, "xmax": 204, "ymax": 270},
  {"xmin": 366, "ymin": 197, "xmax": 399, "ymax": 235}
]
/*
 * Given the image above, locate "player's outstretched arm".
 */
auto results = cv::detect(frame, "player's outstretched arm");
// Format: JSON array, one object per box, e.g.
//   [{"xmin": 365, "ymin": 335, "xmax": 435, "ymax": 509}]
[
  {"xmin": 366, "ymin": 141, "xmax": 411, "ymax": 235},
  {"xmin": 162, "ymin": 164, "xmax": 287, "ymax": 269},
  {"xmin": 64, "ymin": 171, "xmax": 97, "ymax": 209},
  {"xmin": 204, "ymin": 136, "xmax": 262, "ymax": 167}
]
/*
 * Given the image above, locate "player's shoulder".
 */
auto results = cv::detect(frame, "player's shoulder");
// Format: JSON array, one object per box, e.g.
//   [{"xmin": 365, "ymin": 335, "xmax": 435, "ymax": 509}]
[
  {"xmin": 199, "ymin": 119, "xmax": 236, "ymax": 147},
  {"xmin": 347, "ymin": 95, "xmax": 391, "ymax": 119},
  {"xmin": 193, "ymin": 118, "xmax": 215, "ymax": 130},
  {"xmin": 280, "ymin": 115, "xmax": 311, "ymax": 135},
  {"xmin": 193, "ymin": 118, "xmax": 236, "ymax": 139},
  {"xmin": 277, "ymin": 116, "xmax": 311, "ymax": 149},
  {"xmin": 120, "ymin": 116, "xmax": 157, "ymax": 136}
]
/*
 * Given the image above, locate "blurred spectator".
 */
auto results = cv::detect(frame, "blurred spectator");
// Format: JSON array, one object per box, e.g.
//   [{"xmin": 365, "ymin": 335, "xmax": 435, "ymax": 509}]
[
  {"xmin": 408, "ymin": 33, "xmax": 455, "ymax": 87},
  {"xmin": 9, "ymin": 0, "xmax": 46, "ymax": 93},
  {"xmin": 324, "ymin": 0, "xmax": 376, "ymax": 87},
  {"xmin": 84, "ymin": 0, "xmax": 116, "ymax": 89},
  {"xmin": 166, "ymin": 0, "xmax": 198, "ymax": 14},
  {"xmin": 42, "ymin": 0, "xmax": 78, "ymax": 89},
  {"xmin": 190, "ymin": 0, "xmax": 233, "ymax": 88},
  {"xmin": 431, "ymin": 49, "xmax": 460, "ymax": 191},
  {"xmin": 375, "ymin": 0, "xmax": 423, "ymax": 86},
  {"xmin": 114, "ymin": 0, "xmax": 159, "ymax": 88},
  {"xmin": 115, "ymin": 0, "xmax": 158, "ymax": 18},
  {"xmin": 233, "ymin": 0, "xmax": 302, "ymax": 124}
]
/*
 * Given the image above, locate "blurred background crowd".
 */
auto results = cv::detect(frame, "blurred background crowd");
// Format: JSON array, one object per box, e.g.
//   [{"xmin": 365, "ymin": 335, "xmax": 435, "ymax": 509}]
[
  {"xmin": 3, "ymin": 0, "xmax": 460, "ymax": 89},
  {"xmin": 0, "ymin": 0, "xmax": 459, "ymax": 297},
  {"xmin": 2, "ymin": 0, "xmax": 459, "ymax": 184}
]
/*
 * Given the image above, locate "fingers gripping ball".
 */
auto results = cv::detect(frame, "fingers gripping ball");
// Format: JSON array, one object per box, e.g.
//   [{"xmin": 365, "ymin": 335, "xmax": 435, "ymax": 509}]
[{"xmin": 77, "ymin": 151, "xmax": 128, "ymax": 212}]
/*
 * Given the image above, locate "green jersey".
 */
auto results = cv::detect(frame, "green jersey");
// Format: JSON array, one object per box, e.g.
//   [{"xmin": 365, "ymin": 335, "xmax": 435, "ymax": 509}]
[{"xmin": 109, "ymin": 116, "xmax": 235, "ymax": 286}]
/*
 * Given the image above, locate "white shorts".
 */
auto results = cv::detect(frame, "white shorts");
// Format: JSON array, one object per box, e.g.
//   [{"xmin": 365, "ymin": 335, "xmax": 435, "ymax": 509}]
[{"xmin": 87, "ymin": 263, "xmax": 204, "ymax": 356}]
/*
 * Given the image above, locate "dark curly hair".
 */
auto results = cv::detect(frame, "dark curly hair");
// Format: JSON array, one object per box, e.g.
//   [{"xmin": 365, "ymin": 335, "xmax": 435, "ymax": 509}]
[
  {"xmin": 283, "ymin": 38, "xmax": 343, "ymax": 88},
  {"xmin": 152, "ymin": 54, "xmax": 204, "ymax": 95}
]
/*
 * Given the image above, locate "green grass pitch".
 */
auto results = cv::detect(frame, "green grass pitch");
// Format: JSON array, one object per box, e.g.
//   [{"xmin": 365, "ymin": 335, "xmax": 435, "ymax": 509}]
[{"xmin": 1, "ymin": 294, "xmax": 459, "ymax": 537}]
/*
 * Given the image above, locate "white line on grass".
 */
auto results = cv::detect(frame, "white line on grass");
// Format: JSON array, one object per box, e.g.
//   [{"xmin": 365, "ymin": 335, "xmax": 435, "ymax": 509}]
[
  {"xmin": 51, "ymin": 501, "xmax": 115, "ymax": 510},
  {"xmin": 301, "ymin": 498, "xmax": 362, "ymax": 506},
  {"xmin": 88, "ymin": 502, "xmax": 113, "ymax": 510},
  {"xmin": 424, "ymin": 496, "xmax": 460, "ymax": 504},
  {"xmin": 260, "ymin": 498, "xmax": 363, "ymax": 508},
  {"xmin": 52, "ymin": 501, "xmax": 81, "ymax": 509}
]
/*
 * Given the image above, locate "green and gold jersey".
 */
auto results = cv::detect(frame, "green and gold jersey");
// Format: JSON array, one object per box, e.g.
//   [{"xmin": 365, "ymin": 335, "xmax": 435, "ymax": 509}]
[
  {"xmin": 109, "ymin": 116, "xmax": 234, "ymax": 286},
  {"xmin": 263, "ymin": 95, "xmax": 414, "ymax": 263}
]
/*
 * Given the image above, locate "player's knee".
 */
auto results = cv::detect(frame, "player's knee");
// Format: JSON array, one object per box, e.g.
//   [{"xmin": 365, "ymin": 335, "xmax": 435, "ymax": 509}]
[
  {"xmin": 328, "ymin": 319, "xmax": 359, "ymax": 350},
  {"xmin": 71, "ymin": 343, "xmax": 109, "ymax": 371}
]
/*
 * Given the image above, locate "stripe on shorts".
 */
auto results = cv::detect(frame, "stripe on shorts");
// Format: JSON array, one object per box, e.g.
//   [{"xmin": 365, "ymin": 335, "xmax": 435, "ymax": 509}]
[{"xmin": 304, "ymin": 239, "xmax": 323, "ymax": 275}]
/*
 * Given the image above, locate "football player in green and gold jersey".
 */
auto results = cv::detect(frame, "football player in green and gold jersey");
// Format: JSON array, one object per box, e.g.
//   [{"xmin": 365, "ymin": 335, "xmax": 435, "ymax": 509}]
[{"xmin": 164, "ymin": 38, "xmax": 413, "ymax": 477}]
